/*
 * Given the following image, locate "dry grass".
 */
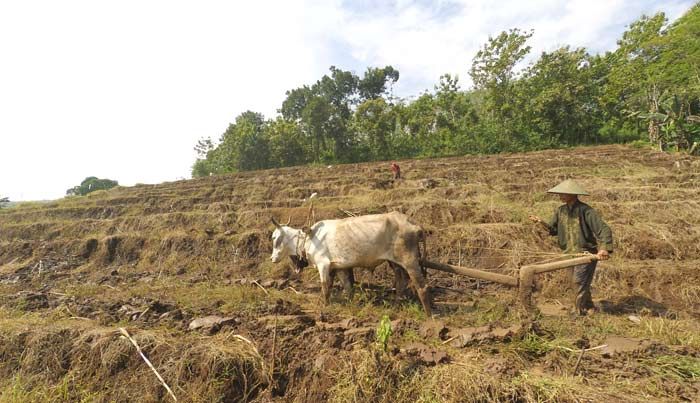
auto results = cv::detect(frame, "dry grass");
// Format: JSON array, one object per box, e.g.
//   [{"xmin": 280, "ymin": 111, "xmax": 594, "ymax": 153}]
[
  {"xmin": 0, "ymin": 321, "xmax": 270, "ymax": 403},
  {"xmin": 1, "ymin": 145, "xmax": 700, "ymax": 401},
  {"xmin": 326, "ymin": 348, "xmax": 621, "ymax": 403}
]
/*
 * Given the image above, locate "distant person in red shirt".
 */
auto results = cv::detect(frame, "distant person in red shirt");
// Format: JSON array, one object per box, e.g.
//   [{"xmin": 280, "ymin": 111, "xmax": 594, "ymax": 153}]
[{"xmin": 391, "ymin": 162, "xmax": 401, "ymax": 180}]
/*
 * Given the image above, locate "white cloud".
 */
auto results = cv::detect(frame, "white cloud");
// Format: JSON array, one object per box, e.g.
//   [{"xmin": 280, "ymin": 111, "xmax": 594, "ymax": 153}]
[
  {"xmin": 330, "ymin": 0, "xmax": 694, "ymax": 95},
  {"xmin": 0, "ymin": 0, "xmax": 693, "ymax": 200}
]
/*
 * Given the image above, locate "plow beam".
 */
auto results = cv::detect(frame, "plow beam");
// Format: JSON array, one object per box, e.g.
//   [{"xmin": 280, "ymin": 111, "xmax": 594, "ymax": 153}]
[{"xmin": 422, "ymin": 260, "xmax": 518, "ymax": 287}]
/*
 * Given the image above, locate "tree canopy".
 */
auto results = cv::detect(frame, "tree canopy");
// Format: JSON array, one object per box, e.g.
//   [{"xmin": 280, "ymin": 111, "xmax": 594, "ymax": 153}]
[
  {"xmin": 66, "ymin": 177, "xmax": 119, "ymax": 196},
  {"xmin": 192, "ymin": 4, "xmax": 700, "ymax": 177}
]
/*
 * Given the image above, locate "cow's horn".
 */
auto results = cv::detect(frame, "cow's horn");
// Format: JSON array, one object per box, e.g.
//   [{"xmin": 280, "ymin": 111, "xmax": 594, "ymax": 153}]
[
  {"xmin": 285, "ymin": 216, "xmax": 292, "ymax": 226},
  {"xmin": 271, "ymin": 217, "xmax": 282, "ymax": 229}
]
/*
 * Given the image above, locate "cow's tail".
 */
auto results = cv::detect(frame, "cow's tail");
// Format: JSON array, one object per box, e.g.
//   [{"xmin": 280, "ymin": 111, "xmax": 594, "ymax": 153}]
[{"xmin": 418, "ymin": 229, "xmax": 428, "ymax": 277}]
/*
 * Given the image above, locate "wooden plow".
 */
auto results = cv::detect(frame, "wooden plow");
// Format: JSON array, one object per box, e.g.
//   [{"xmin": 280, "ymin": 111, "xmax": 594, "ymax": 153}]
[{"xmin": 421, "ymin": 255, "xmax": 598, "ymax": 311}]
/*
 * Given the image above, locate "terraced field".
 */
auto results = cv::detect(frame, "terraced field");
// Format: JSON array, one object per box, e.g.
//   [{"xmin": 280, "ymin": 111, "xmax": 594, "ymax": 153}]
[{"xmin": 1, "ymin": 145, "xmax": 699, "ymax": 402}]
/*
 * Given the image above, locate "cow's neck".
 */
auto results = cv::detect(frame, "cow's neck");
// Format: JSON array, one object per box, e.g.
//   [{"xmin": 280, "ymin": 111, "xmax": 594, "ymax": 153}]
[
  {"xmin": 288, "ymin": 228, "xmax": 309, "ymax": 271},
  {"xmin": 293, "ymin": 228, "xmax": 308, "ymax": 258},
  {"xmin": 284, "ymin": 228, "xmax": 306, "ymax": 258}
]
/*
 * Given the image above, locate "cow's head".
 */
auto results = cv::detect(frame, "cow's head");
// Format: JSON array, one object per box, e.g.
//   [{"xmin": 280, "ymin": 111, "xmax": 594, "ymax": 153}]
[{"xmin": 270, "ymin": 217, "xmax": 297, "ymax": 264}]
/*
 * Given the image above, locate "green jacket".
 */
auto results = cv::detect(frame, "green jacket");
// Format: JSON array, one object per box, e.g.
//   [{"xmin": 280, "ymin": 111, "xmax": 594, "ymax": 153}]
[{"xmin": 546, "ymin": 200, "xmax": 613, "ymax": 253}]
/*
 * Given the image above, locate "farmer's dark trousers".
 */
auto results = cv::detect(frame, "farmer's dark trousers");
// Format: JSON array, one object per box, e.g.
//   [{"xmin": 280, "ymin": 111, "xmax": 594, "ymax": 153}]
[{"xmin": 573, "ymin": 260, "xmax": 597, "ymax": 314}]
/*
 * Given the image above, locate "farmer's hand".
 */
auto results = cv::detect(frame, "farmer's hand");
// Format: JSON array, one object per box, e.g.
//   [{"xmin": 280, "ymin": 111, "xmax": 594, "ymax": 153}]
[
  {"xmin": 596, "ymin": 250, "xmax": 610, "ymax": 261},
  {"xmin": 528, "ymin": 215, "xmax": 542, "ymax": 223}
]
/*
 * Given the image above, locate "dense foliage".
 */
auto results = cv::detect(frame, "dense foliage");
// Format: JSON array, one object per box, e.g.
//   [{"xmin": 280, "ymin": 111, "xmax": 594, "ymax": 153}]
[
  {"xmin": 192, "ymin": 5, "xmax": 700, "ymax": 177},
  {"xmin": 66, "ymin": 177, "xmax": 119, "ymax": 196}
]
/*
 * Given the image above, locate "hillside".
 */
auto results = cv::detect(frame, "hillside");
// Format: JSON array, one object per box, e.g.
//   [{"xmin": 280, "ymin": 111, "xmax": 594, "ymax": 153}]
[{"xmin": 1, "ymin": 145, "xmax": 699, "ymax": 402}]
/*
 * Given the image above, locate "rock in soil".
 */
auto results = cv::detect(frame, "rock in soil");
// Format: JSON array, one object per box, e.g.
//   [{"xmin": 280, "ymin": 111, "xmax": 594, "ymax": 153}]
[
  {"xmin": 401, "ymin": 342, "xmax": 449, "ymax": 365},
  {"xmin": 447, "ymin": 323, "xmax": 524, "ymax": 348},
  {"xmin": 601, "ymin": 336, "xmax": 654, "ymax": 357},
  {"xmin": 343, "ymin": 327, "xmax": 374, "ymax": 346},
  {"xmin": 188, "ymin": 315, "xmax": 239, "ymax": 334},
  {"xmin": 419, "ymin": 319, "xmax": 448, "ymax": 340}
]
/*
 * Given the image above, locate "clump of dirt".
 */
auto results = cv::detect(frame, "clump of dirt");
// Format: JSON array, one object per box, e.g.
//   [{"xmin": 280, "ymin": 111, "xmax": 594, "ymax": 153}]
[
  {"xmin": 623, "ymin": 230, "xmax": 677, "ymax": 260},
  {"xmin": 80, "ymin": 238, "xmax": 99, "ymax": 258},
  {"xmin": 446, "ymin": 323, "xmax": 527, "ymax": 348},
  {"xmin": 600, "ymin": 336, "xmax": 656, "ymax": 357},
  {"xmin": 0, "ymin": 254, "xmax": 84, "ymax": 285},
  {"xmin": 9, "ymin": 291, "xmax": 49, "ymax": 311},
  {"xmin": 400, "ymin": 342, "xmax": 449, "ymax": 365},
  {"xmin": 98, "ymin": 235, "xmax": 145, "ymax": 265},
  {"xmin": 236, "ymin": 231, "xmax": 266, "ymax": 259}
]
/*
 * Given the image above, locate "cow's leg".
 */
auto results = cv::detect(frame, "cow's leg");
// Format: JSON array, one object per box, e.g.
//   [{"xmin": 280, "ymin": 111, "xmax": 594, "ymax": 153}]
[
  {"xmin": 389, "ymin": 262, "xmax": 409, "ymax": 301},
  {"xmin": 401, "ymin": 260, "xmax": 432, "ymax": 317},
  {"xmin": 328, "ymin": 269, "xmax": 337, "ymax": 298},
  {"xmin": 337, "ymin": 268, "xmax": 354, "ymax": 298},
  {"xmin": 317, "ymin": 262, "xmax": 332, "ymax": 304}
]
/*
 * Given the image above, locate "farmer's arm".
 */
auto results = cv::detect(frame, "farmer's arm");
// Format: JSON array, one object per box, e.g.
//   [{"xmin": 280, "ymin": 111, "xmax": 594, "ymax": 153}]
[
  {"xmin": 529, "ymin": 209, "xmax": 558, "ymax": 236},
  {"xmin": 585, "ymin": 209, "xmax": 613, "ymax": 253}
]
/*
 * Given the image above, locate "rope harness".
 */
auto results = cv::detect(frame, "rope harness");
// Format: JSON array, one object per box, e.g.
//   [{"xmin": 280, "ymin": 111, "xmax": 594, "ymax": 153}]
[
  {"xmin": 288, "ymin": 229, "xmax": 309, "ymax": 272},
  {"xmin": 295, "ymin": 230, "xmax": 308, "ymax": 260}
]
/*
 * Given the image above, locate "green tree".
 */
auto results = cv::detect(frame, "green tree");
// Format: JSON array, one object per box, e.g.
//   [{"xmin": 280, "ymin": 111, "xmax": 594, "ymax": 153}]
[
  {"xmin": 358, "ymin": 66, "xmax": 400, "ymax": 101},
  {"xmin": 0, "ymin": 196, "xmax": 9, "ymax": 209},
  {"xmin": 433, "ymin": 74, "xmax": 479, "ymax": 153},
  {"xmin": 518, "ymin": 47, "xmax": 600, "ymax": 146},
  {"xmin": 66, "ymin": 177, "xmax": 118, "ymax": 196},
  {"xmin": 301, "ymin": 95, "xmax": 333, "ymax": 161},
  {"xmin": 190, "ymin": 3, "xmax": 700, "ymax": 175},
  {"xmin": 470, "ymin": 28, "xmax": 533, "ymax": 119},
  {"xmin": 280, "ymin": 86, "xmax": 313, "ymax": 121},
  {"xmin": 396, "ymin": 93, "xmax": 438, "ymax": 156},
  {"xmin": 217, "ymin": 111, "xmax": 270, "ymax": 172},
  {"xmin": 266, "ymin": 118, "xmax": 309, "ymax": 167},
  {"xmin": 606, "ymin": 6, "xmax": 700, "ymax": 150},
  {"xmin": 313, "ymin": 66, "xmax": 360, "ymax": 161},
  {"xmin": 281, "ymin": 66, "xmax": 363, "ymax": 163},
  {"xmin": 191, "ymin": 137, "xmax": 216, "ymax": 177},
  {"xmin": 352, "ymin": 98, "xmax": 396, "ymax": 160},
  {"xmin": 605, "ymin": 13, "xmax": 668, "ymax": 147},
  {"xmin": 191, "ymin": 111, "xmax": 271, "ymax": 177}
]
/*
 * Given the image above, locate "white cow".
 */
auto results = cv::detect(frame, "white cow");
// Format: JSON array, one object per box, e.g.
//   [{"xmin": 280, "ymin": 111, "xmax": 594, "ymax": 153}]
[{"xmin": 270, "ymin": 212, "xmax": 432, "ymax": 316}]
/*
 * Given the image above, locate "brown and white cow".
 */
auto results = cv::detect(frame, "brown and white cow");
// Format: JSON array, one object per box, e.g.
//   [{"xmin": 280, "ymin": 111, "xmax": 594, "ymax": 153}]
[{"xmin": 270, "ymin": 212, "xmax": 432, "ymax": 316}]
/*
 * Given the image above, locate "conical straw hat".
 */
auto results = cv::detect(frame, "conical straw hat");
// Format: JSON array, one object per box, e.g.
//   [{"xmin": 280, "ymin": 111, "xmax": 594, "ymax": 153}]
[{"xmin": 547, "ymin": 179, "xmax": 589, "ymax": 195}]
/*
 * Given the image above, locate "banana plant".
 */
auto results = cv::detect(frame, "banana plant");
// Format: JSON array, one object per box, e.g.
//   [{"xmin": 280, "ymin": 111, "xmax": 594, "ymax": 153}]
[{"xmin": 627, "ymin": 92, "xmax": 700, "ymax": 152}]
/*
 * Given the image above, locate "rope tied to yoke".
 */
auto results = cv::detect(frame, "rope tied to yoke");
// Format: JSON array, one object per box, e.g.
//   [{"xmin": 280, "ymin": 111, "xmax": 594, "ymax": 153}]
[
  {"xmin": 289, "ymin": 231, "xmax": 309, "ymax": 271},
  {"xmin": 295, "ymin": 230, "xmax": 307, "ymax": 260}
]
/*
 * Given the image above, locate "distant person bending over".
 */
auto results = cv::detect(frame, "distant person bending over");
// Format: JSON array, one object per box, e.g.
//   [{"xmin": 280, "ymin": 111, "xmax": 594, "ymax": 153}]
[
  {"xmin": 529, "ymin": 179, "xmax": 613, "ymax": 315},
  {"xmin": 391, "ymin": 162, "xmax": 401, "ymax": 180}
]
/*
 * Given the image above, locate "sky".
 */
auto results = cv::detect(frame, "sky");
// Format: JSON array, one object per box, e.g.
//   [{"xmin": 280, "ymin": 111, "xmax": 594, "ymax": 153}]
[{"xmin": 0, "ymin": 0, "xmax": 694, "ymax": 201}]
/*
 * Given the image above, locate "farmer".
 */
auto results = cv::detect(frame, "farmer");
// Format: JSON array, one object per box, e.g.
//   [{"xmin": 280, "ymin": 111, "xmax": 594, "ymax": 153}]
[
  {"xmin": 529, "ymin": 179, "xmax": 613, "ymax": 315},
  {"xmin": 391, "ymin": 162, "xmax": 401, "ymax": 180}
]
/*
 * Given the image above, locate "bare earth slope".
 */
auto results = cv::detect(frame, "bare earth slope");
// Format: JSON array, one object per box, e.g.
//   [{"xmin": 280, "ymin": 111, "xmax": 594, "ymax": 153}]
[{"xmin": 1, "ymin": 145, "xmax": 699, "ymax": 402}]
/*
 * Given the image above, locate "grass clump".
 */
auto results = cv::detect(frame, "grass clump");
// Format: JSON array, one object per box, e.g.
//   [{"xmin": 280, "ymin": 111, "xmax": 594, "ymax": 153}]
[{"xmin": 642, "ymin": 355, "xmax": 700, "ymax": 381}]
